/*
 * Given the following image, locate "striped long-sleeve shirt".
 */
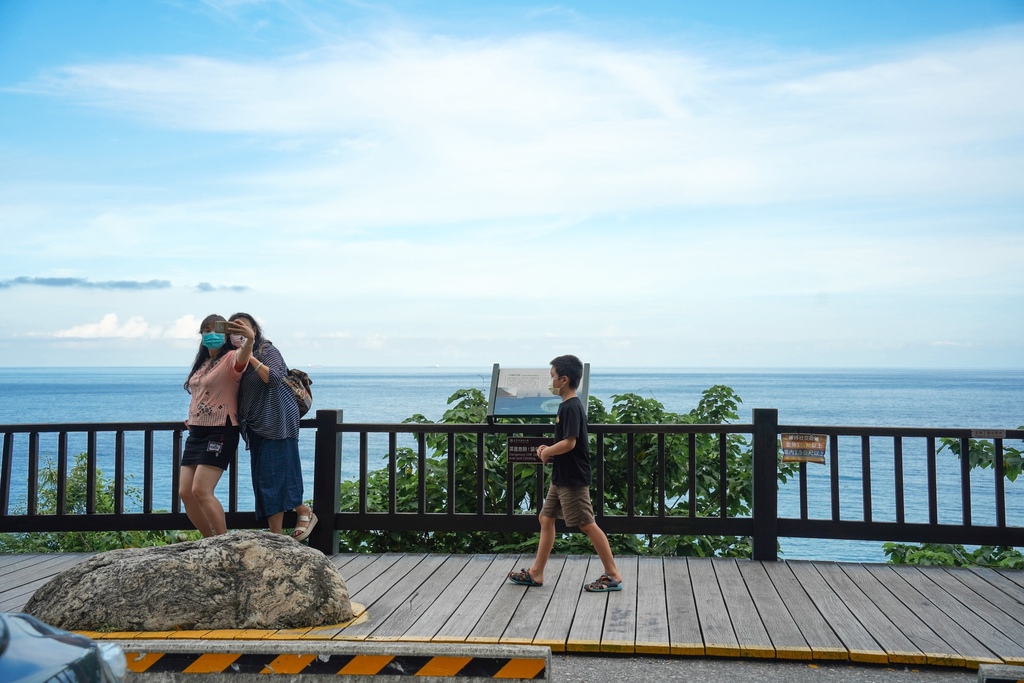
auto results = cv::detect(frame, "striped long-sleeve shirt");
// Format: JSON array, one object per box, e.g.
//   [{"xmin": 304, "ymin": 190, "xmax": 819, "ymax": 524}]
[{"xmin": 237, "ymin": 340, "xmax": 300, "ymax": 442}]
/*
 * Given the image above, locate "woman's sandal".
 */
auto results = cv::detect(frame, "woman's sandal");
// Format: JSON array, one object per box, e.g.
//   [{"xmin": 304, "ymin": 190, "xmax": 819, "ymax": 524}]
[
  {"xmin": 584, "ymin": 573, "xmax": 623, "ymax": 592},
  {"xmin": 291, "ymin": 508, "xmax": 318, "ymax": 541}
]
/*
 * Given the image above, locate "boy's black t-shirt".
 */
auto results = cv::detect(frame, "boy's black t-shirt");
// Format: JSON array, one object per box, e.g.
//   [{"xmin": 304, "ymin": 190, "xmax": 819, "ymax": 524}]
[{"xmin": 551, "ymin": 396, "xmax": 591, "ymax": 487}]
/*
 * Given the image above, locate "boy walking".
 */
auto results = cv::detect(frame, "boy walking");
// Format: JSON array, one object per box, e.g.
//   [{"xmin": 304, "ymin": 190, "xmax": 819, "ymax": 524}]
[{"xmin": 508, "ymin": 354, "xmax": 624, "ymax": 592}]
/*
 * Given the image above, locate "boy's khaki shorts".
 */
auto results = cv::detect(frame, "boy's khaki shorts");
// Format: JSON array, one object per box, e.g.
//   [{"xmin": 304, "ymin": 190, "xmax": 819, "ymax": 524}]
[{"xmin": 541, "ymin": 484, "xmax": 596, "ymax": 527}]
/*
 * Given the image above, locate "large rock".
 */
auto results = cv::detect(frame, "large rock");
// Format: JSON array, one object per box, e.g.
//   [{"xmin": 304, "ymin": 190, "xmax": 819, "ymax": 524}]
[{"xmin": 24, "ymin": 531, "xmax": 353, "ymax": 631}]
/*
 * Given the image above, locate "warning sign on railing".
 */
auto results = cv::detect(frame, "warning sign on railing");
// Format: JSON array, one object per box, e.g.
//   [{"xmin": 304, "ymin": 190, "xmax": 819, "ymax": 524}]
[
  {"xmin": 781, "ymin": 434, "xmax": 827, "ymax": 464},
  {"xmin": 507, "ymin": 436, "xmax": 553, "ymax": 464}
]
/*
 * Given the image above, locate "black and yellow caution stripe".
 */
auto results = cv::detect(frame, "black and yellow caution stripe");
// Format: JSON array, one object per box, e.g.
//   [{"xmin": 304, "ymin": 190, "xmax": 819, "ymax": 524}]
[{"xmin": 126, "ymin": 650, "xmax": 546, "ymax": 679}]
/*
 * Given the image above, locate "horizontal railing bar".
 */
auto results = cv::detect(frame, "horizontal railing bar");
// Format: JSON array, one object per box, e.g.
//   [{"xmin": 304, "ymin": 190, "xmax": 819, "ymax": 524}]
[
  {"xmin": 779, "ymin": 425, "xmax": 1024, "ymax": 439},
  {"xmin": 778, "ymin": 519, "xmax": 1024, "ymax": 547},
  {"xmin": 330, "ymin": 513, "xmax": 753, "ymax": 535},
  {"xmin": 0, "ymin": 512, "xmax": 273, "ymax": 533},
  {"xmin": 331, "ymin": 423, "xmax": 754, "ymax": 435},
  {"xmin": 2, "ymin": 422, "xmax": 183, "ymax": 433}
]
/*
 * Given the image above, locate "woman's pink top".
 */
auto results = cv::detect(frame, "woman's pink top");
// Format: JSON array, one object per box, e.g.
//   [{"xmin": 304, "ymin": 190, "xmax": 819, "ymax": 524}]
[{"xmin": 186, "ymin": 350, "xmax": 244, "ymax": 427}]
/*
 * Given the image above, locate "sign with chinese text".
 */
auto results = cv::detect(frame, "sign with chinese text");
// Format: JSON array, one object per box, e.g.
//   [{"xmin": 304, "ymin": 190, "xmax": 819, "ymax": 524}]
[
  {"xmin": 507, "ymin": 436, "xmax": 553, "ymax": 464},
  {"xmin": 781, "ymin": 433, "xmax": 827, "ymax": 464}
]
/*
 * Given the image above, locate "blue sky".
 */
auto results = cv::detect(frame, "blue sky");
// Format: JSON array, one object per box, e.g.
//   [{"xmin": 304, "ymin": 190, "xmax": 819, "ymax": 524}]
[{"xmin": 1, "ymin": 0, "xmax": 1022, "ymax": 369}]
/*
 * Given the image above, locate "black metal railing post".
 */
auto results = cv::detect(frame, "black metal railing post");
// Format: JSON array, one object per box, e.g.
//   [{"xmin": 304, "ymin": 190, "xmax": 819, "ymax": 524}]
[
  {"xmin": 310, "ymin": 409, "xmax": 343, "ymax": 555},
  {"xmin": 751, "ymin": 408, "xmax": 779, "ymax": 561}
]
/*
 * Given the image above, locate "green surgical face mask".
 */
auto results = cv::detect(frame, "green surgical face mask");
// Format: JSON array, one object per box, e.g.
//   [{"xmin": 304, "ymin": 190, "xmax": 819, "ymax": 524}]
[{"xmin": 201, "ymin": 332, "xmax": 225, "ymax": 350}]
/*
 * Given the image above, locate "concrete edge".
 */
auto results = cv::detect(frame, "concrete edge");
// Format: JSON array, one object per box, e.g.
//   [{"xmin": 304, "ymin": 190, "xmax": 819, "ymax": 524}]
[
  {"xmin": 977, "ymin": 664, "xmax": 1024, "ymax": 683},
  {"xmin": 118, "ymin": 639, "xmax": 550, "ymax": 658}
]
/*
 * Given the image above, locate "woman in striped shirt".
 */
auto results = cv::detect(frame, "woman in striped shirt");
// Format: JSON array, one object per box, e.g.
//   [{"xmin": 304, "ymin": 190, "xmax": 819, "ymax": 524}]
[{"xmin": 229, "ymin": 312, "xmax": 316, "ymax": 540}]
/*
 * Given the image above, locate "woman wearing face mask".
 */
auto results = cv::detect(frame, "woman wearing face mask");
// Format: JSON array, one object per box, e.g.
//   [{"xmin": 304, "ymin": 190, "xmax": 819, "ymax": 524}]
[
  {"xmin": 181, "ymin": 314, "xmax": 253, "ymax": 537},
  {"xmin": 228, "ymin": 312, "xmax": 316, "ymax": 541}
]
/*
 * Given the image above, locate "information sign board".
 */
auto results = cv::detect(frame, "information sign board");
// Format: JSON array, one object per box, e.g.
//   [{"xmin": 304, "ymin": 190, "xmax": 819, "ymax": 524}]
[
  {"xmin": 487, "ymin": 363, "xmax": 589, "ymax": 420},
  {"xmin": 781, "ymin": 433, "xmax": 827, "ymax": 464}
]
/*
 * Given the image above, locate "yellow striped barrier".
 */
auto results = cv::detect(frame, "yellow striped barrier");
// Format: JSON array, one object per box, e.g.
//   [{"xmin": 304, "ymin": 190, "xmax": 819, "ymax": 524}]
[{"xmin": 119, "ymin": 640, "xmax": 549, "ymax": 681}]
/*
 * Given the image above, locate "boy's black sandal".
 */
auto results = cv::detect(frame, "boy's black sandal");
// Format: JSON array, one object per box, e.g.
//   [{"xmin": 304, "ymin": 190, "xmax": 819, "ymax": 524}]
[
  {"xmin": 508, "ymin": 568, "xmax": 542, "ymax": 587},
  {"xmin": 584, "ymin": 573, "xmax": 622, "ymax": 592}
]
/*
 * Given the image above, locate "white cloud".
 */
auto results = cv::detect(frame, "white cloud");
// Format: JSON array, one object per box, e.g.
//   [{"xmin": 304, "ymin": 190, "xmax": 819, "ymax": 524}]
[
  {"xmin": 50, "ymin": 313, "xmax": 202, "ymax": 340},
  {"xmin": 22, "ymin": 27, "xmax": 1022, "ymax": 230},
  {"xmin": 165, "ymin": 315, "xmax": 202, "ymax": 339},
  {"xmin": 54, "ymin": 313, "xmax": 160, "ymax": 339}
]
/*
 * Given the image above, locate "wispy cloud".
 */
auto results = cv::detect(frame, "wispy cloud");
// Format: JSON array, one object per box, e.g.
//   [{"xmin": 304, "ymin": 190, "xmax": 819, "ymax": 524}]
[
  {"xmin": 195, "ymin": 282, "xmax": 249, "ymax": 292},
  {"xmin": 0, "ymin": 277, "xmax": 251, "ymax": 293},
  {"xmin": 0, "ymin": 276, "xmax": 171, "ymax": 290}
]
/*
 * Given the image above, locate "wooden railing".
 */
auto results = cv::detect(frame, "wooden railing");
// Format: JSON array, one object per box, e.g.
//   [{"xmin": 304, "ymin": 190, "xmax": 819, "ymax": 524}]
[{"xmin": 2, "ymin": 410, "xmax": 1022, "ymax": 561}]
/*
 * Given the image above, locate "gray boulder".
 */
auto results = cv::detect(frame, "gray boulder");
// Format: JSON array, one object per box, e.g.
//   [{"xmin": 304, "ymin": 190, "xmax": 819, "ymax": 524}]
[{"xmin": 24, "ymin": 531, "xmax": 354, "ymax": 631}]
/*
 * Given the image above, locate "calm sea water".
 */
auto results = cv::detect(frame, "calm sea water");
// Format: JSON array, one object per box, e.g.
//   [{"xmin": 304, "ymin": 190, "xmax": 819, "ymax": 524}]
[{"xmin": 1, "ymin": 366, "xmax": 1022, "ymax": 562}]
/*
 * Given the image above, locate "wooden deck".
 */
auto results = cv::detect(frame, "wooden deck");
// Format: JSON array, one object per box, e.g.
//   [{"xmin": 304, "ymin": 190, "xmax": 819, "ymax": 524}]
[{"xmin": 2, "ymin": 552, "xmax": 1023, "ymax": 670}]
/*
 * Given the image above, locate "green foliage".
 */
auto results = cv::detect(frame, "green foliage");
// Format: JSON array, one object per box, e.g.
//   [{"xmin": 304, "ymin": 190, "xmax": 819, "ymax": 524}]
[
  {"xmin": 338, "ymin": 384, "xmax": 794, "ymax": 558},
  {"xmin": 592, "ymin": 384, "xmax": 797, "ymax": 557},
  {"xmin": 337, "ymin": 388, "xmax": 539, "ymax": 553},
  {"xmin": 0, "ymin": 453, "xmax": 198, "ymax": 553},
  {"xmin": 938, "ymin": 431, "xmax": 1024, "ymax": 482},
  {"xmin": 883, "ymin": 542, "xmax": 1024, "ymax": 569}
]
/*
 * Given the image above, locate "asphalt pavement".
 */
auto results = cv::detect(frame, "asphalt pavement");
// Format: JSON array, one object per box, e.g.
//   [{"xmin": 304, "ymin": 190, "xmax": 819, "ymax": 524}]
[{"xmin": 551, "ymin": 655, "xmax": 979, "ymax": 683}]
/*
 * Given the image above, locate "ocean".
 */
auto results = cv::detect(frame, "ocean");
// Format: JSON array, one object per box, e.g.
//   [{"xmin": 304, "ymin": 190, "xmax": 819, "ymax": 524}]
[{"xmin": 1, "ymin": 366, "xmax": 1022, "ymax": 562}]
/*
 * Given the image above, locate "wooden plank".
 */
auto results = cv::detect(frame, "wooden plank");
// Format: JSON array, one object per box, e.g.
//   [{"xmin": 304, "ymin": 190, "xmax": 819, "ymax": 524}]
[
  {"xmin": 532, "ymin": 555, "xmax": 590, "ymax": 652},
  {"xmin": 501, "ymin": 556, "xmax": 565, "ymax": 646},
  {"xmin": 970, "ymin": 565, "xmax": 1024, "ymax": 662},
  {"xmin": 788, "ymin": 562, "xmax": 886, "ymax": 663},
  {"xmin": 341, "ymin": 553, "xmax": 409, "ymax": 600},
  {"xmin": 911, "ymin": 566, "xmax": 1024, "ymax": 663},
  {"xmin": 736, "ymin": 561, "xmax": 811, "ymax": 660},
  {"xmin": 953, "ymin": 567, "xmax": 1024, "ymax": 626},
  {"xmin": 762, "ymin": 562, "xmax": 846, "ymax": 661},
  {"xmin": 341, "ymin": 555, "xmax": 449, "ymax": 640},
  {"xmin": 0, "ymin": 553, "xmax": 51, "ymax": 573},
  {"xmin": 688, "ymin": 557, "xmax": 739, "ymax": 657},
  {"xmin": 566, "ymin": 557, "xmax": 610, "ymax": 653},
  {"xmin": 933, "ymin": 566, "xmax": 1024, "ymax": 662},
  {"xmin": 1, "ymin": 553, "xmax": 91, "ymax": 591},
  {"xmin": 865, "ymin": 565, "xmax": 995, "ymax": 667},
  {"xmin": 464, "ymin": 555, "xmax": 532, "ymax": 645},
  {"xmin": 0, "ymin": 581, "xmax": 57, "ymax": 612},
  {"xmin": 330, "ymin": 553, "xmax": 365, "ymax": 573},
  {"xmin": 888, "ymin": 565, "xmax": 1009, "ymax": 667},
  {"xmin": 400, "ymin": 555, "xmax": 488, "ymax": 641},
  {"xmin": 599, "ymin": 554, "xmax": 637, "ymax": 654},
  {"xmin": 816, "ymin": 563, "xmax": 923, "ymax": 665},
  {"xmin": 714, "ymin": 558, "xmax": 774, "ymax": 659},
  {"xmin": 0, "ymin": 554, "xmax": 95, "ymax": 611},
  {"xmin": 995, "ymin": 568, "xmax": 1024, "ymax": 591},
  {"xmin": 969, "ymin": 567, "xmax": 1024, "ymax": 609},
  {"xmin": 295, "ymin": 554, "xmax": 417, "ymax": 640},
  {"xmin": 840, "ymin": 563, "xmax": 963, "ymax": 667},
  {"xmin": 335, "ymin": 554, "xmax": 401, "ymax": 594},
  {"xmin": 634, "ymin": 556, "xmax": 670, "ymax": 655},
  {"xmin": 432, "ymin": 554, "xmax": 526, "ymax": 644},
  {"xmin": 296, "ymin": 602, "xmax": 366, "ymax": 640},
  {"xmin": 362, "ymin": 555, "xmax": 456, "ymax": 640},
  {"xmin": 663, "ymin": 557, "xmax": 703, "ymax": 656}
]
